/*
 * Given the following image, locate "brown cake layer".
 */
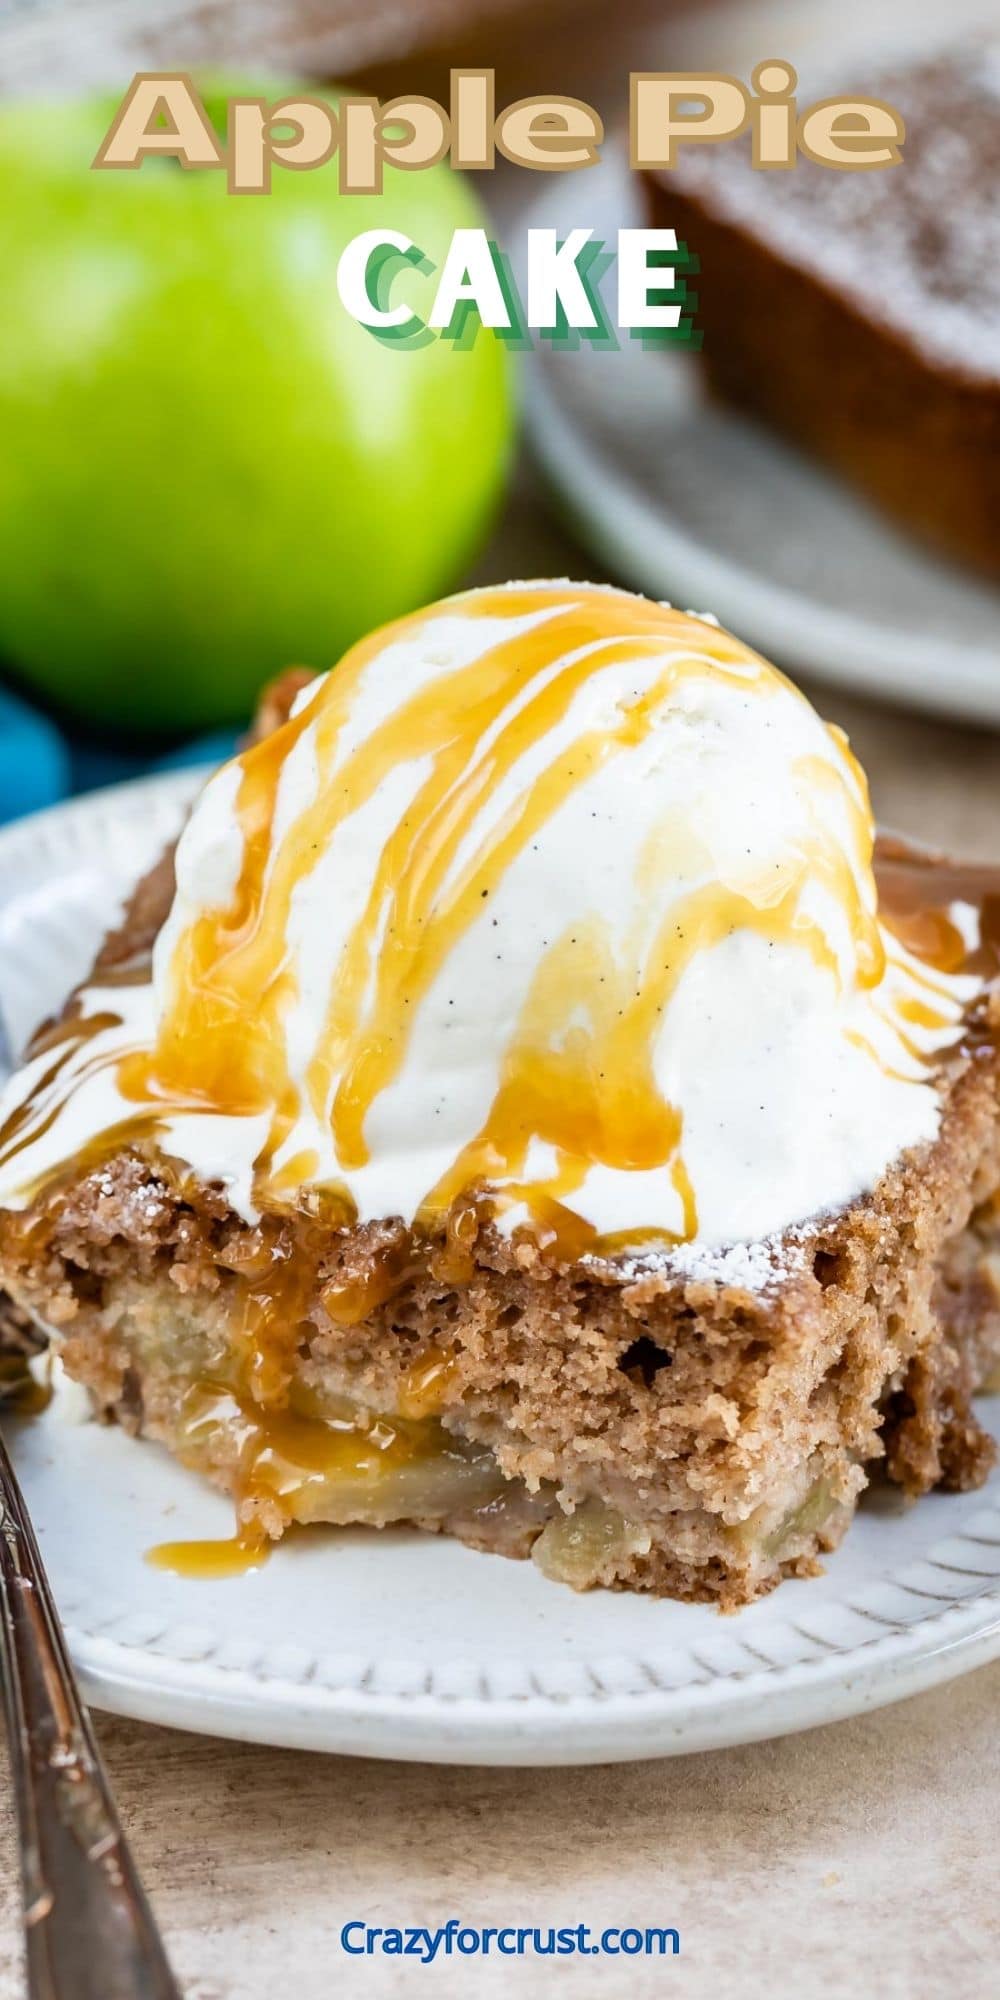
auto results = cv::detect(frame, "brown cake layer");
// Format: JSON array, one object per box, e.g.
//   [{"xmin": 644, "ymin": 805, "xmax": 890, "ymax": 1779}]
[
  {"xmin": 646, "ymin": 43, "xmax": 1000, "ymax": 574},
  {"xmin": 1, "ymin": 1033, "xmax": 999, "ymax": 1605},
  {"xmin": 2, "ymin": 677, "xmax": 999, "ymax": 1605}
]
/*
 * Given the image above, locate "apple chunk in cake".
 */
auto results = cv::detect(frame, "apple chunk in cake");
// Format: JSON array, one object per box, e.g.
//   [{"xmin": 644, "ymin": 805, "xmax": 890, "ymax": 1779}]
[{"xmin": 1, "ymin": 587, "xmax": 998, "ymax": 1604}]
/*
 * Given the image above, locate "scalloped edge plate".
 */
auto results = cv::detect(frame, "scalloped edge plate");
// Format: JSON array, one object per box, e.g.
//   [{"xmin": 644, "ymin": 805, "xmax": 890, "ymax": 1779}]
[{"xmin": 1, "ymin": 774, "xmax": 1000, "ymax": 1764}]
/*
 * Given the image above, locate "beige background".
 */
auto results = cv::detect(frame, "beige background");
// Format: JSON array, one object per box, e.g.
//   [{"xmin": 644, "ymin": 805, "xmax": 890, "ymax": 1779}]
[
  {"xmin": 1, "ymin": 490, "xmax": 999, "ymax": 1999},
  {"xmin": 0, "ymin": 1667, "xmax": 997, "ymax": 1999}
]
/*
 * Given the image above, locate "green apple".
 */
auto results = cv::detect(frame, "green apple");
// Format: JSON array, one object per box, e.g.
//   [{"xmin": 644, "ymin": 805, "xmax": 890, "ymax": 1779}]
[{"xmin": 0, "ymin": 87, "xmax": 514, "ymax": 732}]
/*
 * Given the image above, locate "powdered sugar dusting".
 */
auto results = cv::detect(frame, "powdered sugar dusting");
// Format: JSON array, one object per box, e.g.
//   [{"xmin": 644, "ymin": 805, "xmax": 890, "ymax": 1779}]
[
  {"xmin": 584, "ymin": 1228, "xmax": 817, "ymax": 1295},
  {"xmin": 669, "ymin": 38, "xmax": 1000, "ymax": 382}
]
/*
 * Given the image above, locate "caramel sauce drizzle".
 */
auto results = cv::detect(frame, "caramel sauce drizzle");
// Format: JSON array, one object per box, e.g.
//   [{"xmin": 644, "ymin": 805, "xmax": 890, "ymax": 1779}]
[
  {"xmin": 147, "ymin": 1364, "xmax": 464, "ymax": 1578},
  {"xmin": 144, "ymin": 822, "xmax": 996, "ymax": 1582},
  {"xmin": 142, "ymin": 1205, "xmax": 459, "ymax": 1577},
  {"xmin": 0, "ymin": 590, "xmax": 986, "ymax": 1272},
  {"xmin": 117, "ymin": 593, "xmax": 800, "ymax": 1192},
  {"xmin": 9, "ymin": 590, "xmax": 891, "ymax": 1240},
  {"xmin": 1, "ymin": 595, "xmax": 995, "ymax": 1575}
]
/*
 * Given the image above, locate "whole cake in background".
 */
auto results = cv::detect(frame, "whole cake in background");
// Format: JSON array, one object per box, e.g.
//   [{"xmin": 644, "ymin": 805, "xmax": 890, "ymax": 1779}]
[
  {"xmin": 0, "ymin": 582, "xmax": 998, "ymax": 1605},
  {"xmin": 648, "ymin": 41, "xmax": 1000, "ymax": 576}
]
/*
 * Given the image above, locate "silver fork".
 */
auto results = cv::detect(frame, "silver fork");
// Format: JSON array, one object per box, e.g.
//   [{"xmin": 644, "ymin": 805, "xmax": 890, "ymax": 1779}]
[{"xmin": 0, "ymin": 996, "xmax": 182, "ymax": 2000}]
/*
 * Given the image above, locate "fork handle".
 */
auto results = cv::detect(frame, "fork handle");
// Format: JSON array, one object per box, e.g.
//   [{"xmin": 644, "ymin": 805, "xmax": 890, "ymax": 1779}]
[{"xmin": 0, "ymin": 1431, "xmax": 182, "ymax": 2000}]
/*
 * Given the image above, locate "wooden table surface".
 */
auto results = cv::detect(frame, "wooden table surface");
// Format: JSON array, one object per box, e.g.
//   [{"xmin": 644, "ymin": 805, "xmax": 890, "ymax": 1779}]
[{"xmin": 1, "ymin": 488, "xmax": 999, "ymax": 1999}]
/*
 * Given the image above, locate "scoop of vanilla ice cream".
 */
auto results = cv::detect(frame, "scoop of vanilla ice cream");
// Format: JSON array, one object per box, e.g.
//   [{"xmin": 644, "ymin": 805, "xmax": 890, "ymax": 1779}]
[
  {"xmin": 0, "ymin": 584, "xmax": 978, "ymax": 1250},
  {"xmin": 146, "ymin": 583, "xmax": 973, "ymax": 1245}
]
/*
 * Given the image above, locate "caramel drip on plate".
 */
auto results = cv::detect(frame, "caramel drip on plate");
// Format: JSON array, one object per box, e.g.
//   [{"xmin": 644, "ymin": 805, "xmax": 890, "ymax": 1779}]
[
  {"xmin": 147, "ymin": 1373, "xmax": 467, "ymax": 1577},
  {"xmin": 147, "ymin": 1525, "xmax": 271, "ymax": 1580},
  {"xmin": 144, "ymin": 1218, "xmax": 458, "ymax": 1576}
]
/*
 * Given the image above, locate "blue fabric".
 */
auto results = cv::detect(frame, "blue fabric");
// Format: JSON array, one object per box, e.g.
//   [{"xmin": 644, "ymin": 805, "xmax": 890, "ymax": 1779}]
[
  {"xmin": 0, "ymin": 684, "xmax": 241, "ymax": 827},
  {"xmin": 0, "ymin": 687, "xmax": 72, "ymax": 823}
]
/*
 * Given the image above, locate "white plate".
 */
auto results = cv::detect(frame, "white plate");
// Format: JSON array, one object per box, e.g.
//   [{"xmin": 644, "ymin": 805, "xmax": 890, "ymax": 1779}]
[
  {"xmin": 2, "ymin": 776, "xmax": 1000, "ymax": 1764},
  {"xmin": 518, "ymin": 1, "xmax": 1000, "ymax": 726}
]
